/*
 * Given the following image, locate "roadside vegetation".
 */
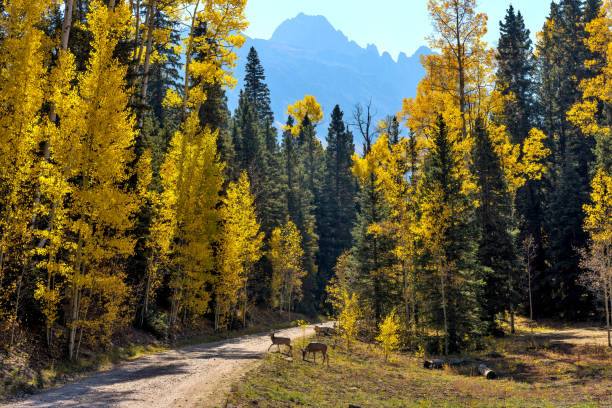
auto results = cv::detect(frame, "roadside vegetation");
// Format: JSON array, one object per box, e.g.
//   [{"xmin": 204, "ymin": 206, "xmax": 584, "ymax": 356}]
[{"xmin": 228, "ymin": 322, "xmax": 612, "ymax": 408}]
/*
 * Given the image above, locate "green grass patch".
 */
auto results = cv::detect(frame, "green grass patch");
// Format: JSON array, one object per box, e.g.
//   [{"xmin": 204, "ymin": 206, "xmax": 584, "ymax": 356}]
[{"xmin": 228, "ymin": 334, "xmax": 612, "ymax": 408}]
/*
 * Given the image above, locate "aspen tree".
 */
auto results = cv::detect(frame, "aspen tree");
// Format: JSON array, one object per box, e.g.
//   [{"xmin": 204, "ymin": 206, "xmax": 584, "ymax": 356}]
[
  {"xmin": 581, "ymin": 169, "xmax": 612, "ymax": 347},
  {"xmin": 0, "ymin": 0, "xmax": 54, "ymax": 344},
  {"xmin": 269, "ymin": 220, "xmax": 306, "ymax": 315},
  {"xmin": 283, "ymin": 95, "xmax": 324, "ymax": 136},
  {"xmin": 156, "ymin": 0, "xmax": 246, "ymax": 327},
  {"xmin": 365, "ymin": 122, "xmax": 426, "ymax": 333},
  {"xmin": 568, "ymin": 0, "xmax": 612, "ymax": 171},
  {"xmin": 37, "ymin": 0, "xmax": 141, "ymax": 359},
  {"xmin": 376, "ymin": 309, "xmax": 401, "ymax": 361},
  {"xmin": 215, "ymin": 172, "xmax": 264, "ymax": 330}
]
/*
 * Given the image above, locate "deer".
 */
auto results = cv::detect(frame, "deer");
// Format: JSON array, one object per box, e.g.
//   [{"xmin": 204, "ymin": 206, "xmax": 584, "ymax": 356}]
[
  {"xmin": 302, "ymin": 342, "xmax": 328, "ymax": 365},
  {"xmin": 314, "ymin": 325, "xmax": 336, "ymax": 337},
  {"xmin": 268, "ymin": 331, "xmax": 292, "ymax": 354}
]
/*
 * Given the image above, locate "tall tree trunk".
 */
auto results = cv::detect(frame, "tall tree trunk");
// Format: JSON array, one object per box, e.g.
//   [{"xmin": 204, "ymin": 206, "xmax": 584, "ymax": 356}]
[
  {"xmin": 605, "ymin": 276, "xmax": 611, "ymax": 347},
  {"xmin": 68, "ymin": 234, "xmax": 85, "ymax": 360},
  {"xmin": 137, "ymin": 0, "xmax": 157, "ymax": 129},
  {"xmin": 243, "ymin": 277, "xmax": 248, "ymax": 327},
  {"xmin": 439, "ymin": 255, "xmax": 449, "ymax": 356}
]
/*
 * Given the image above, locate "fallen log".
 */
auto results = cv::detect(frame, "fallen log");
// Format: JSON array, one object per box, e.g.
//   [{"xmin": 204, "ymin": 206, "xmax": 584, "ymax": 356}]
[
  {"xmin": 423, "ymin": 358, "xmax": 473, "ymax": 369},
  {"xmin": 423, "ymin": 359, "xmax": 445, "ymax": 369},
  {"xmin": 478, "ymin": 364, "xmax": 497, "ymax": 379}
]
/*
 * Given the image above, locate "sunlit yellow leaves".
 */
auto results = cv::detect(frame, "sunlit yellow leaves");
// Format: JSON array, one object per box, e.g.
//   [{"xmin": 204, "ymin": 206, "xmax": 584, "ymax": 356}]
[
  {"xmin": 269, "ymin": 220, "xmax": 305, "ymax": 312},
  {"xmin": 376, "ymin": 309, "xmax": 401, "ymax": 361},
  {"xmin": 215, "ymin": 172, "xmax": 264, "ymax": 328},
  {"xmin": 172, "ymin": 0, "xmax": 248, "ymax": 113},
  {"xmin": 522, "ymin": 128, "xmax": 551, "ymax": 182},
  {"xmin": 584, "ymin": 169, "xmax": 612, "ymax": 244},
  {"xmin": 283, "ymin": 95, "xmax": 324, "ymax": 136},
  {"xmin": 568, "ymin": 1, "xmax": 612, "ymax": 167}
]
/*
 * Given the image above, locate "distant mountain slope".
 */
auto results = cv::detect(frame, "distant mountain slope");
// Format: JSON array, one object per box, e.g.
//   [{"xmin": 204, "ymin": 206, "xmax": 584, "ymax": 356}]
[{"xmin": 228, "ymin": 13, "xmax": 432, "ymax": 136}]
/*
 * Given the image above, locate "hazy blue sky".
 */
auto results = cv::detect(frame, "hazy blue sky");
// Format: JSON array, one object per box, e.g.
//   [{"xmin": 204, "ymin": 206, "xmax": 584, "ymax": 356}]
[{"xmin": 244, "ymin": 0, "xmax": 553, "ymax": 58}]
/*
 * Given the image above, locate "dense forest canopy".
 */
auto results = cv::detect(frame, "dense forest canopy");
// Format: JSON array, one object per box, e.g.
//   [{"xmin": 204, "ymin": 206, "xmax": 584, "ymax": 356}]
[{"xmin": 0, "ymin": 0, "xmax": 610, "ymax": 359}]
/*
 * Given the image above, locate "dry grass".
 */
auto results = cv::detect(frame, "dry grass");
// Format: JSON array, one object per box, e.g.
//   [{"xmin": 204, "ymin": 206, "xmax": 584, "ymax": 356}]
[{"xmin": 227, "ymin": 327, "xmax": 612, "ymax": 408}]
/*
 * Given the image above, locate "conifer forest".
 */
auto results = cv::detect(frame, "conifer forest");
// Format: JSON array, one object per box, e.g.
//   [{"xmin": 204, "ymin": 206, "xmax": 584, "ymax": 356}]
[{"xmin": 0, "ymin": 0, "xmax": 611, "ymax": 374}]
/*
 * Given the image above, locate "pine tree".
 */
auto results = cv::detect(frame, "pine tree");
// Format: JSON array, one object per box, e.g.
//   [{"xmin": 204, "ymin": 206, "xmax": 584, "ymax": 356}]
[
  {"xmin": 244, "ymin": 47, "xmax": 273, "ymax": 123},
  {"xmin": 472, "ymin": 117, "xmax": 519, "ymax": 332},
  {"xmin": 496, "ymin": 6, "xmax": 546, "ymax": 311},
  {"xmin": 317, "ymin": 105, "xmax": 357, "ymax": 301},
  {"xmin": 293, "ymin": 116, "xmax": 324, "ymax": 311},
  {"xmin": 351, "ymin": 136, "xmax": 396, "ymax": 324},
  {"xmin": 537, "ymin": 0, "xmax": 600, "ymax": 319},
  {"xmin": 417, "ymin": 115, "xmax": 482, "ymax": 353}
]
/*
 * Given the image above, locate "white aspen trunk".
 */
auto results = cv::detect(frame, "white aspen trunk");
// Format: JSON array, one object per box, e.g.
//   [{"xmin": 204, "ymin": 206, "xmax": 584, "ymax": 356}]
[
  {"xmin": 68, "ymin": 235, "xmax": 84, "ymax": 360},
  {"xmin": 141, "ymin": 261, "xmax": 152, "ymax": 327},
  {"xmin": 137, "ymin": 0, "xmax": 157, "ymax": 129},
  {"xmin": 9, "ymin": 271, "xmax": 24, "ymax": 346},
  {"xmin": 243, "ymin": 277, "xmax": 248, "ymax": 327}
]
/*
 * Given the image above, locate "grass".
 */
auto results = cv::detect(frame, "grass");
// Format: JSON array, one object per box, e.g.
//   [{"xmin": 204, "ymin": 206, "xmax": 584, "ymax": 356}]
[
  {"xmin": 227, "ymin": 330, "xmax": 612, "ymax": 408},
  {"xmin": 0, "ymin": 309, "xmax": 323, "ymax": 402}
]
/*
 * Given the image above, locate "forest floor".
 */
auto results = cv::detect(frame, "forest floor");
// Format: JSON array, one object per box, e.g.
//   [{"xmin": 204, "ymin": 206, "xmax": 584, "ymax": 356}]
[
  {"xmin": 227, "ymin": 321, "xmax": 612, "ymax": 408},
  {"xmin": 0, "ymin": 309, "xmax": 322, "ymax": 405}
]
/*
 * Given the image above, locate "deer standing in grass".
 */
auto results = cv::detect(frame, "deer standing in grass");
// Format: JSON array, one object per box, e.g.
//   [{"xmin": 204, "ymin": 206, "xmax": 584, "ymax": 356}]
[
  {"xmin": 268, "ymin": 332, "xmax": 292, "ymax": 354},
  {"xmin": 302, "ymin": 342, "xmax": 328, "ymax": 365}
]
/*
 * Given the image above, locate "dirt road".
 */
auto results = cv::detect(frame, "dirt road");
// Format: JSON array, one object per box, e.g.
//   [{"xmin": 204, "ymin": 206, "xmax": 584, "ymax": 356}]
[{"xmin": 7, "ymin": 323, "xmax": 329, "ymax": 408}]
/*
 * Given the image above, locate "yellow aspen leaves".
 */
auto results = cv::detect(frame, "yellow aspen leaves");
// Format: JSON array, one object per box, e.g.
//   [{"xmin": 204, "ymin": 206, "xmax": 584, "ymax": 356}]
[
  {"xmin": 376, "ymin": 309, "xmax": 401, "ymax": 361},
  {"xmin": 215, "ymin": 172, "xmax": 264, "ymax": 329},
  {"xmin": 283, "ymin": 95, "xmax": 324, "ymax": 136},
  {"xmin": 156, "ymin": 112, "xmax": 224, "ymax": 326},
  {"xmin": 269, "ymin": 220, "xmax": 306, "ymax": 313},
  {"xmin": 584, "ymin": 169, "xmax": 612, "ymax": 245},
  {"xmin": 38, "ymin": 0, "xmax": 141, "ymax": 358}
]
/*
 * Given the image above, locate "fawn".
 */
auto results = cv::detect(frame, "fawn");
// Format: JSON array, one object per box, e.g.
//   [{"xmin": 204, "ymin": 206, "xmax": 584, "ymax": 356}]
[
  {"xmin": 302, "ymin": 342, "xmax": 328, "ymax": 365},
  {"xmin": 268, "ymin": 331, "xmax": 292, "ymax": 354}
]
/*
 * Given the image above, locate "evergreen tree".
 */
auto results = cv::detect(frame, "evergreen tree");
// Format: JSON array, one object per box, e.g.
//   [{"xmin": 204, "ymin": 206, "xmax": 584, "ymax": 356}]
[
  {"xmin": 418, "ymin": 115, "xmax": 482, "ymax": 353},
  {"xmin": 244, "ymin": 47, "xmax": 273, "ymax": 123},
  {"xmin": 351, "ymin": 133, "xmax": 396, "ymax": 324},
  {"xmin": 317, "ymin": 105, "xmax": 357, "ymax": 302},
  {"xmin": 496, "ymin": 6, "xmax": 546, "ymax": 309},
  {"xmin": 472, "ymin": 117, "xmax": 519, "ymax": 333},
  {"xmin": 497, "ymin": 6, "xmax": 536, "ymax": 146},
  {"xmin": 292, "ymin": 116, "xmax": 323, "ymax": 311},
  {"xmin": 537, "ymin": 0, "xmax": 599, "ymax": 319}
]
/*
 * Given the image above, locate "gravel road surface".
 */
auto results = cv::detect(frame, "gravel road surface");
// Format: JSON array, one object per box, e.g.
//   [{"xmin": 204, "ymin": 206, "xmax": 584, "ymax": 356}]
[{"xmin": 6, "ymin": 323, "xmax": 329, "ymax": 408}]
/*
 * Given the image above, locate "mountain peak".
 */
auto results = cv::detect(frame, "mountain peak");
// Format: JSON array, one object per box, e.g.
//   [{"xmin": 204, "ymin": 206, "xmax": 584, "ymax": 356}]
[{"xmin": 270, "ymin": 13, "xmax": 356, "ymax": 53}]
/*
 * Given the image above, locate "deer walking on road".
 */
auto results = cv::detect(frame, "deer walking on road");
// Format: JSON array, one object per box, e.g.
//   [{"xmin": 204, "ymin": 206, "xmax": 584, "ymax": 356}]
[{"xmin": 268, "ymin": 332, "xmax": 292, "ymax": 354}]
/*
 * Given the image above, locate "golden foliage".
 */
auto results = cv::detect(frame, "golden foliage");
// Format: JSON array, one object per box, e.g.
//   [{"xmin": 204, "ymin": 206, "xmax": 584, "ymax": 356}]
[
  {"xmin": 283, "ymin": 95, "xmax": 324, "ymax": 136},
  {"xmin": 376, "ymin": 309, "xmax": 401, "ymax": 361},
  {"xmin": 215, "ymin": 172, "xmax": 264, "ymax": 329},
  {"xmin": 269, "ymin": 220, "xmax": 305, "ymax": 313}
]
